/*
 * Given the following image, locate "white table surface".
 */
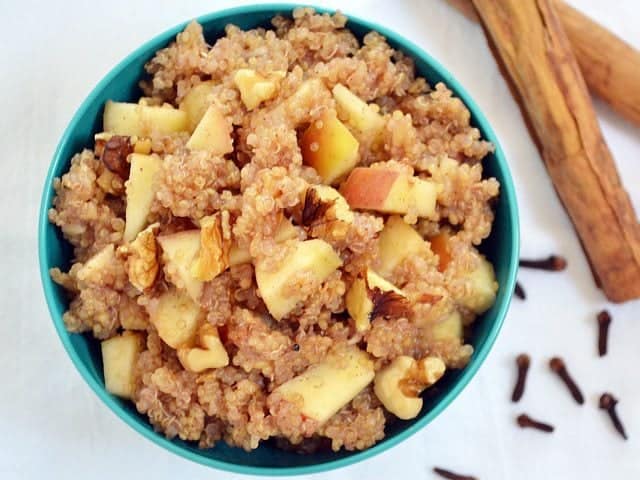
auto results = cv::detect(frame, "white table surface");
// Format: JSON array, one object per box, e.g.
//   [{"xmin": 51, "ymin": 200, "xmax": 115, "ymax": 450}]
[{"xmin": 1, "ymin": 0, "xmax": 638, "ymax": 478}]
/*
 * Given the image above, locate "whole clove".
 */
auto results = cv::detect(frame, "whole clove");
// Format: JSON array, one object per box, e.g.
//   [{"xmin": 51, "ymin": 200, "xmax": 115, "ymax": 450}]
[
  {"xmin": 433, "ymin": 467, "xmax": 478, "ymax": 480},
  {"xmin": 599, "ymin": 393, "xmax": 627, "ymax": 440},
  {"xmin": 514, "ymin": 281, "xmax": 526, "ymax": 300},
  {"xmin": 511, "ymin": 354, "xmax": 530, "ymax": 402},
  {"xmin": 517, "ymin": 413, "xmax": 555, "ymax": 433},
  {"xmin": 549, "ymin": 357, "xmax": 584, "ymax": 405},
  {"xmin": 519, "ymin": 255, "xmax": 567, "ymax": 271},
  {"xmin": 597, "ymin": 310, "xmax": 611, "ymax": 356}
]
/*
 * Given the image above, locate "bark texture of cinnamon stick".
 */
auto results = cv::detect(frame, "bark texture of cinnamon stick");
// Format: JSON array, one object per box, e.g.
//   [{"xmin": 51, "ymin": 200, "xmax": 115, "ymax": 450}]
[
  {"xmin": 472, "ymin": 0, "xmax": 640, "ymax": 302},
  {"xmin": 554, "ymin": 2, "xmax": 640, "ymax": 127},
  {"xmin": 446, "ymin": 0, "xmax": 640, "ymax": 127}
]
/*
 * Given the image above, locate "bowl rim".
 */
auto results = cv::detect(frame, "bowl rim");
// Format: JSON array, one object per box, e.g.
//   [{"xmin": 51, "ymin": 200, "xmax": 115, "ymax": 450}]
[{"xmin": 38, "ymin": 3, "xmax": 519, "ymax": 476}]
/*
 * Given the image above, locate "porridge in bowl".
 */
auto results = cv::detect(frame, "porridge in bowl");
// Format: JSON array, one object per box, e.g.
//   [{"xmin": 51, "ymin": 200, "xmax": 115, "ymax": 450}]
[{"xmin": 49, "ymin": 8, "xmax": 499, "ymax": 453}]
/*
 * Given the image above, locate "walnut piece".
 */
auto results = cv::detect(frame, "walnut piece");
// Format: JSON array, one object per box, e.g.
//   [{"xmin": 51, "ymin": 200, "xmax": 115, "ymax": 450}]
[
  {"xmin": 374, "ymin": 355, "xmax": 445, "ymax": 420},
  {"xmin": 191, "ymin": 212, "xmax": 231, "ymax": 281},
  {"xmin": 369, "ymin": 286, "xmax": 412, "ymax": 320},
  {"xmin": 100, "ymin": 135, "xmax": 133, "ymax": 178},
  {"xmin": 122, "ymin": 224, "xmax": 159, "ymax": 291},
  {"xmin": 301, "ymin": 188, "xmax": 335, "ymax": 226},
  {"xmin": 398, "ymin": 357, "xmax": 446, "ymax": 398}
]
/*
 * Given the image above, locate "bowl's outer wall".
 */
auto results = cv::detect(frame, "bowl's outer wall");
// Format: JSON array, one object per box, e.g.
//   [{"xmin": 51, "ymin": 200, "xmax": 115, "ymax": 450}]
[{"xmin": 39, "ymin": 4, "xmax": 519, "ymax": 475}]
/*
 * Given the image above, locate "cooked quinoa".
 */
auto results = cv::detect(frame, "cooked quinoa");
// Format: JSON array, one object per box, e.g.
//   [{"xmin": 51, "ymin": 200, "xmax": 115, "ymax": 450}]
[{"xmin": 49, "ymin": 8, "xmax": 499, "ymax": 453}]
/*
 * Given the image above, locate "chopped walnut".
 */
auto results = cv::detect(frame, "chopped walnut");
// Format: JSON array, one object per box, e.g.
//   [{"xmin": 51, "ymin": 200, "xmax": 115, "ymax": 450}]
[
  {"xmin": 367, "ymin": 275, "xmax": 412, "ymax": 321},
  {"xmin": 374, "ymin": 355, "xmax": 445, "ymax": 420},
  {"xmin": 191, "ymin": 212, "xmax": 231, "ymax": 281},
  {"xmin": 94, "ymin": 132, "xmax": 112, "ymax": 158},
  {"xmin": 100, "ymin": 135, "xmax": 133, "ymax": 178},
  {"xmin": 398, "ymin": 357, "xmax": 446, "ymax": 398},
  {"xmin": 301, "ymin": 188, "xmax": 335, "ymax": 226},
  {"xmin": 120, "ymin": 224, "xmax": 159, "ymax": 291}
]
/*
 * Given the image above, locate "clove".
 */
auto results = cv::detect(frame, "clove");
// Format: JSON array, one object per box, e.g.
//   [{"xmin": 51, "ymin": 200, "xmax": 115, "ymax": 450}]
[
  {"xmin": 549, "ymin": 357, "xmax": 584, "ymax": 405},
  {"xmin": 511, "ymin": 354, "xmax": 530, "ymax": 402},
  {"xmin": 433, "ymin": 467, "xmax": 478, "ymax": 480},
  {"xmin": 597, "ymin": 310, "xmax": 611, "ymax": 357},
  {"xmin": 514, "ymin": 281, "xmax": 526, "ymax": 300},
  {"xmin": 517, "ymin": 413, "xmax": 554, "ymax": 433},
  {"xmin": 599, "ymin": 393, "xmax": 627, "ymax": 440},
  {"xmin": 519, "ymin": 255, "xmax": 567, "ymax": 271}
]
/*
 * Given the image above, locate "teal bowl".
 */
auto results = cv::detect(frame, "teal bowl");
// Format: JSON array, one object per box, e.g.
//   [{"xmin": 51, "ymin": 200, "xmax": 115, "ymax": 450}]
[{"xmin": 38, "ymin": 3, "xmax": 519, "ymax": 476}]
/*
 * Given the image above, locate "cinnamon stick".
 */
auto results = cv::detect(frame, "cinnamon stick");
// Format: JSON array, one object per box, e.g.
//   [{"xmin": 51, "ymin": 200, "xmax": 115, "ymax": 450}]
[
  {"xmin": 472, "ymin": 0, "xmax": 640, "ymax": 302},
  {"xmin": 554, "ymin": 2, "xmax": 640, "ymax": 127},
  {"xmin": 446, "ymin": 0, "xmax": 640, "ymax": 127}
]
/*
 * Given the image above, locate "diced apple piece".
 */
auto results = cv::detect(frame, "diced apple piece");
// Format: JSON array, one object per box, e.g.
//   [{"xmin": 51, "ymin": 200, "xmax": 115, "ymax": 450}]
[
  {"xmin": 233, "ymin": 69, "xmax": 285, "ymax": 110},
  {"xmin": 133, "ymin": 137, "xmax": 152, "ymax": 154},
  {"xmin": 228, "ymin": 218, "xmax": 298, "ymax": 267},
  {"xmin": 76, "ymin": 245, "xmax": 115, "ymax": 284},
  {"xmin": 374, "ymin": 355, "xmax": 445, "ymax": 420},
  {"xmin": 410, "ymin": 177, "xmax": 440, "ymax": 218},
  {"xmin": 459, "ymin": 256, "xmax": 498, "ymax": 314},
  {"xmin": 178, "ymin": 347, "xmax": 228, "ymax": 373},
  {"xmin": 273, "ymin": 347, "xmax": 374, "ymax": 424},
  {"xmin": 228, "ymin": 245, "xmax": 252, "ymax": 267},
  {"xmin": 157, "ymin": 230, "xmax": 203, "ymax": 302},
  {"xmin": 103, "ymin": 101, "xmax": 188, "ymax": 136},
  {"xmin": 179, "ymin": 81, "xmax": 216, "ymax": 131},
  {"xmin": 376, "ymin": 216, "xmax": 429, "ymax": 278},
  {"xmin": 429, "ymin": 232, "xmax": 452, "ymax": 272},
  {"xmin": 309, "ymin": 185, "xmax": 354, "ymax": 223},
  {"xmin": 342, "ymin": 167, "xmax": 407, "ymax": 213},
  {"xmin": 341, "ymin": 167, "xmax": 438, "ymax": 217},
  {"xmin": 101, "ymin": 332, "xmax": 144, "ymax": 399},
  {"xmin": 332, "ymin": 84, "xmax": 385, "ymax": 135},
  {"xmin": 300, "ymin": 111, "xmax": 359, "ymax": 184},
  {"xmin": 190, "ymin": 214, "xmax": 230, "ymax": 281},
  {"xmin": 345, "ymin": 278, "xmax": 369, "ymax": 331},
  {"xmin": 255, "ymin": 239, "xmax": 342, "ymax": 320},
  {"xmin": 186, "ymin": 105, "xmax": 233, "ymax": 155},
  {"xmin": 123, "ymin": 153, "xmax": 162, "ymax": 242},
  {"xmin": 177, "ymin": 324, "xmax": 229, "ymax": 373},
  {"xmin": 198, "ymin": 324, "xmax": 225, "ymax": 350},
  {"xmin": 149, "ymin": 289, "xmax": 202, "ymax": 348},
  {"xmin": 432, "ymin": 310, "xmax": 463, "ymax": 342},
  {"xmin": 346, "ymin": 269, "xmax": 408, "ymax": 332}
]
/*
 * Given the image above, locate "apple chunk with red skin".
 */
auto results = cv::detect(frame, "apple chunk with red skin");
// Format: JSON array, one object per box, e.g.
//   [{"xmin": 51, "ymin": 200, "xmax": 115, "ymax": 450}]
[{"xmin": 340, "ymin": 167, "xmax": 439, "ymax": 218}]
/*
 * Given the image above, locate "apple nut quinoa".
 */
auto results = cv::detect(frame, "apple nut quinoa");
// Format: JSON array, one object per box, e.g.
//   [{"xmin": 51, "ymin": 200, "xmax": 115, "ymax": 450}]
[{"xmin": 49, "ymin": 8, "xmax": 499, "ymax": 453}]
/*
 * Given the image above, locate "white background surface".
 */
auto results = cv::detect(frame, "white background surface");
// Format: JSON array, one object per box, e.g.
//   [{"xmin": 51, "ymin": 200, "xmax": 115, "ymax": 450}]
[{"xmin": 1, "ymin": 0, "xmax": 638, "ymax": 478}]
